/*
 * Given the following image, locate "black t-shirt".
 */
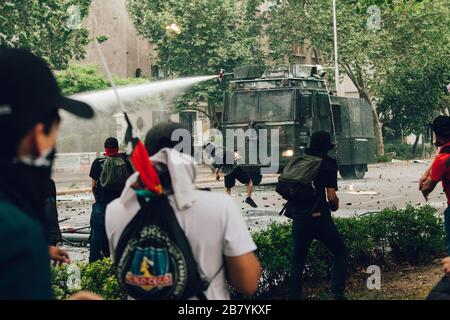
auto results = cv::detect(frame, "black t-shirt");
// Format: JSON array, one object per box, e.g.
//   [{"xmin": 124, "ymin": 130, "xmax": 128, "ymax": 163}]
[
  {"xmin": 289, "ymin": 149, "xmax": 338, "ymax": 215},
  {"xmin": 89, "ymin": 154, "xmax": 133, "ymax": 204}
]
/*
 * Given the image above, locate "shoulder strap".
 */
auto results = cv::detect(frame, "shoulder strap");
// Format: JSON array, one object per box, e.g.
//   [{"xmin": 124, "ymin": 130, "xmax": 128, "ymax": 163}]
[{"xmin": 195, "ymin": 264, "xmax": 224, "ymax": 300}]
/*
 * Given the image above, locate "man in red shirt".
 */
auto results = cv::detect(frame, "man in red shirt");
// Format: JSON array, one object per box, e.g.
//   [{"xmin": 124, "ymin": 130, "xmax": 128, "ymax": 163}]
[{"xmin": 420, "ymin": 115, "xmax": 450, "ymax": 255}]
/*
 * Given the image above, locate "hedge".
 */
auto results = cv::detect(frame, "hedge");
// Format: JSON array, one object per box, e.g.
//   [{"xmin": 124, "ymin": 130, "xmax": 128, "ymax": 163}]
[{"xmin": 52, "ymin": 204, "xmax": 446, "ymax": 299}]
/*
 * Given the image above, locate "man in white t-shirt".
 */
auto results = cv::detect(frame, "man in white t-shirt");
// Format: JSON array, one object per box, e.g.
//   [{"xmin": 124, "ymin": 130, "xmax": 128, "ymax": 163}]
[{"xmin": 105, "ymin": 122, "xmax": 260, "ymax": 299}]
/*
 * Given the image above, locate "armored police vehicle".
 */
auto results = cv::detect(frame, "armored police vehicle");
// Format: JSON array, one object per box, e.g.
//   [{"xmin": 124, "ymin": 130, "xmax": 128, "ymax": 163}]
[{"xmin": 221, "ymin": 65, "xmax": 376, "ymax": 184}]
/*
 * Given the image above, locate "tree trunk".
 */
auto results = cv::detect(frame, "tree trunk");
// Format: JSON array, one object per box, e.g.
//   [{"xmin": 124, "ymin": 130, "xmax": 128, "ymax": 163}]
[
  {"xmin": 342, "ymin": 63, "xmax": 384, "ymax": 155},
  {"xmin": 369, "ymin": 99, "xmax": 385, "ymax": 156},
  {"xmin": 420, "ymin": 134, "xmax": 426, "ymax": 157},
  {"xmin": 412, "ymin": 134, "xmax": 420, "ymax": 157}
]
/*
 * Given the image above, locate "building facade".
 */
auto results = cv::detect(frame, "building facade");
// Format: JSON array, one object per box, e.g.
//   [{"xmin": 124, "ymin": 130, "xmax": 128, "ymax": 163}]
[{"xmin": 81, "ymin": 0, "xmax": 156, "ymax": 79}]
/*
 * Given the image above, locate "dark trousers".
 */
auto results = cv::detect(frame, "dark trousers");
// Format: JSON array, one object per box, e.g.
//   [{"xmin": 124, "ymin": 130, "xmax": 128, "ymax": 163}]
[
  {"xmin": 89, "ymin": 202, "xmax": 110, "ymax": 263},
  {"xmin": 444, "ymin": 206, "xmax": 450, "ymax": 256},
  {"xmin": 289, "ymin": 212, "xmax": 348, "ymax": 300}
]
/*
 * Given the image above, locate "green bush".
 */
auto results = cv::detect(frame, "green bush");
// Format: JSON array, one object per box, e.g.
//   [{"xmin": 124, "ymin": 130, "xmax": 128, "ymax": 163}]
[
  {"xmin": 56, "ymin": 64, "xmax": 147, "ymax": 96},
  {"xmin": 377, "ymin": 154, "xmax": 393, "ymax": 163},
  {"xmin": 250, "ymin": 205, "xmax": 445, "ymax": 298},
  {"xmin": 52, "ymin": 258, "xmax": 126, "ymax": 300},
  {"xmin": 52, "ymin": 206, "xmax": 446, "ymax": 299},
  {"xmin": 372, "ymin": 205, "xmax": 446, "ymax": 264},
  {"xmin": 384, "ymin": 141, "xmax": 413, "ymax": 159}
]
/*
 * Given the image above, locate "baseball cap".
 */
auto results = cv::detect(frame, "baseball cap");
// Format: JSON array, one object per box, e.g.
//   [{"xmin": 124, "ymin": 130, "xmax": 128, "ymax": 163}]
[{"xmin": 0, "ymin": 47, "xmax": 94, "ymax": 130}]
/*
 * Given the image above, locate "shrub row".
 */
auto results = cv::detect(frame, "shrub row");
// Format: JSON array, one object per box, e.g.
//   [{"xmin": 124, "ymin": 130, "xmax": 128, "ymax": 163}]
[{"xmin": 52, "ymin": 205, "xmax": 446, "ymax": 299}]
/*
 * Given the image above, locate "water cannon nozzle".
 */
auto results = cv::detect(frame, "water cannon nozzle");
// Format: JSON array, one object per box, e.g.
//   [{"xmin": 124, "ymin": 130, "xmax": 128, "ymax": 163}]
[{"xmin": 219, "ymin": 69, "xmax": 225, "ymax": 81}]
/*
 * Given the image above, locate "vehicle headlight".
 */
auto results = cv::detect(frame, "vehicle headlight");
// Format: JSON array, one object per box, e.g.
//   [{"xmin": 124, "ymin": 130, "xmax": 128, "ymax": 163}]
[{"xmin": 282, "ymin": 149, "xmax": 294, "ymax": 157}]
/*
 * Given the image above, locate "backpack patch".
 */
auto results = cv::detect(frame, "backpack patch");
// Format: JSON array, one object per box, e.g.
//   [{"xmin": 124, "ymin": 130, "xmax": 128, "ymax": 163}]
[{"xmin": 115, "ymin": 196, "xmax": 208, "ymax": 300}]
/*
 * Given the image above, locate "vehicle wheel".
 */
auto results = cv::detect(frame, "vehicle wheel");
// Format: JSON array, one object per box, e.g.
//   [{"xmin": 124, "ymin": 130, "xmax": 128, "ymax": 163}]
[
  {"xmin": 339, "ymin": 165, "xmax": 366, "ymax": 179},
  {"xmin": 249, "ymin": 173, "xmax": 263, "ymax": 186}
]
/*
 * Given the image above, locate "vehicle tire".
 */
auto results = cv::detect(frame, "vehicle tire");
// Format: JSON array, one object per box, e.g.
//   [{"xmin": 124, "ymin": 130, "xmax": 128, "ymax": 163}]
[
  {"xmin": 339, "ymin": 164, "xmax": 366, "ymax": 179},
  {"xmin": 249, "ymin": 173, "xmax": 263, "ymax": 186}
]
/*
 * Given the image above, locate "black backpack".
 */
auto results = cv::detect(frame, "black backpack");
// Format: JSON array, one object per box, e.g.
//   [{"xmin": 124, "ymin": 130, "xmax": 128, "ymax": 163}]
[{"xmin": 115, "ymin": 195, "xmax": 209, "ymax": 300}]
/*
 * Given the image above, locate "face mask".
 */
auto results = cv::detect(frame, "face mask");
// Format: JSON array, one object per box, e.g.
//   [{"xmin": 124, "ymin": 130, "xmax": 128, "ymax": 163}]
[{"xmin": 19, "ymin": 146, "xmax": 56, "ymax": 175}]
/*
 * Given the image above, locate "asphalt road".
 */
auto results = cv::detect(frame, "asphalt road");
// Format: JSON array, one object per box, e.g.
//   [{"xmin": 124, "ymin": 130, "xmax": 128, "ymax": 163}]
[{"xmin": 55, "ymin": 159, "xmax": 447, "ymax": 261}]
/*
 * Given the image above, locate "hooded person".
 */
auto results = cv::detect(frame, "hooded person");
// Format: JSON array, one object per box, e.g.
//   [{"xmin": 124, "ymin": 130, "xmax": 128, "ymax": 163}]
[
  {"xmin": 287, "ymin": 131, "xmax": 348, "ymax": 300},
  {"xmin": 105, "ymin": 122, "xmax": 261, "ymax": 299},
  {"xmin": 0, "ymin": 48, "xmax": 97, "ymax": 299}
]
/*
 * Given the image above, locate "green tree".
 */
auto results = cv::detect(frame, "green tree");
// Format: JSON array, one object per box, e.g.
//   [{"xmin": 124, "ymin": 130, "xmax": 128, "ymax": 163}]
[
  {"xmin": 377, "ymin": 1, "xmax": 450, "ymax": 155},
  {"xmin": 0, "ymin": 0, "xmax": 92, "ymax": 69},
  {"xmin": 266, "ymin": 0, "xmax": 449, "ymax": 156},
  {"xmin": 127, "ymin": 0, "xmax": 265, "ymax": 123}
]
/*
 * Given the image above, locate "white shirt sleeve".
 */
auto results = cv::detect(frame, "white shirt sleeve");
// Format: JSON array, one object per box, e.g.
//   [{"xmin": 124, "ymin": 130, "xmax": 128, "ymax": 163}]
[{"xmin": 222, "ymin": 197, "xmax": 257, "ymax": 257}]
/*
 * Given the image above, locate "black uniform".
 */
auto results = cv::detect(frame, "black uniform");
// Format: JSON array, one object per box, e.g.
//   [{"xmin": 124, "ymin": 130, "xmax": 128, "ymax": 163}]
[{"xmin": 287, "ymin": 148, "xmax": 348, "ymax": 300}]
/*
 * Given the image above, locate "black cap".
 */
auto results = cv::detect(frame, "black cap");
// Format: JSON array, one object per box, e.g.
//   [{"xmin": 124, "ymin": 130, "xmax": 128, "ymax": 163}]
[
  {"xmin": 309, "ymin": 131, "xmax": 335, "ymax": 152},
  {"xmin": 431, "ymin": 115, "xmax": 450, "ymax": 138},
  {"xmin": 0, "ymin": 48, "xmax": 94, "ymax": 130},
  {"xmin": 144, "ymin": 122, "xmax": 189, "ymax": 156}
]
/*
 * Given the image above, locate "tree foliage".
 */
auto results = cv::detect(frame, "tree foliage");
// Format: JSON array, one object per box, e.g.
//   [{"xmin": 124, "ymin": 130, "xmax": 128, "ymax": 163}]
[
  {"xmin": 377, "ymin": 1, "xmax": 450, "ymax": 138},
  {"xmin": 0, "ymin": 0, "xmax": 92, "ymax": 69},
  {"xmin": 266, "ymin": 0, "xmax": 449, "ymax": 155},
  {"xmin": 127, "ymin": 0, "xmax": 265, "ymax": 121}
]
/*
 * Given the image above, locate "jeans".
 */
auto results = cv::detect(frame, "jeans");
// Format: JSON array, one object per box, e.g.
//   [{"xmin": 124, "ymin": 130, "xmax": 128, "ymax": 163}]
[
  {"xmin": 289, "ymin": 212, "xmax": 348, "ymax": 300},
  {"xmin": 89, "ymin": 202, "xmax": 110, "ymax": 263},
  {"xmin": 444, "ymin": 206, "xmax": 450, "ymax": 256}
]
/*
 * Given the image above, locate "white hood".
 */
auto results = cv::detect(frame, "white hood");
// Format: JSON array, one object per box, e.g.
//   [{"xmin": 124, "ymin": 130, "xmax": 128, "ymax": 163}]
[
  {"xmin": 120, "ymin": 148, "xmax": 198, "ymax": 211},
  {"xmin": 150, "ymin": 148, "xmax": 198, "ymax": 211}
]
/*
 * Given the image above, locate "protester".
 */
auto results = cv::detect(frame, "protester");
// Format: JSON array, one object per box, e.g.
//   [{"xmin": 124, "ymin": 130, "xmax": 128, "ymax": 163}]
[
  {"xmin": 44, "ymin": 178, "xmax": 70, "ymax": 266},
  {"xmin": 106, "ymin": 122, "xmax": 261, "ymax": 299},
  {"xmin": 0, "ymin": 47, "xmax": 96, "ymax": 299},
  {"xmin": 420, "ymin": 115, "xmax": 450, "ymax": 255},
  {"xmin": 203, "ymin": 143, "xmax": 257, "ymax": 208},
  {"xmin": 45, "ymin": 179, "xmax": 62, "ymax": 246},
  {"xmin": 89, "ymin": 137, "xmax": 133, "ymax": 263},
  {"xmin": 285, "ymin": 131, "xmax": 348, "ymax": 300}
]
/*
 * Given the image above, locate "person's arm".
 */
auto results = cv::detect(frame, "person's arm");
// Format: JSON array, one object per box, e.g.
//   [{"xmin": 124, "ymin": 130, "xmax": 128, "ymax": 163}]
[
  {"xmin": 89, "ymin": 159, "xmax": 101, "ymax": 200},
  {"xmin": 419, "ymin": 166, "xmax": 432, "ymax": 189},
  {"xmin": 420, "ymin": 177, "xmax": 438, "ymax": 201},
  {"xmin": 225, "ymin": 252, "xmax": 261, "ymax": 296},
  {"xmin": 420, "ymin": 157, "xmax": 445, "ymax": 201},
  {"xmin": 442, "ymin": 257, "xmax": 450, "ymax": 274},
  {"xmin": 327, "ymin": 187, "xmax": 339, "ymax": 212},
  {"xmin": 91, "ymin": 179, "xmax": 97, "ymax": 194},
  {"xmin": 215, "ymin": 168, "xmax": 221, "ymax": 181},
  {"xmin": 324, "ymin": 159, "xmax": 339, "ymax": 212},
  {"xmin": 49, "ymin": 246, "xmax": 70, "ymax": 266},
  {"xmin": 222, "ymin": 197, "xmax": 260, "ymax": 296}
]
